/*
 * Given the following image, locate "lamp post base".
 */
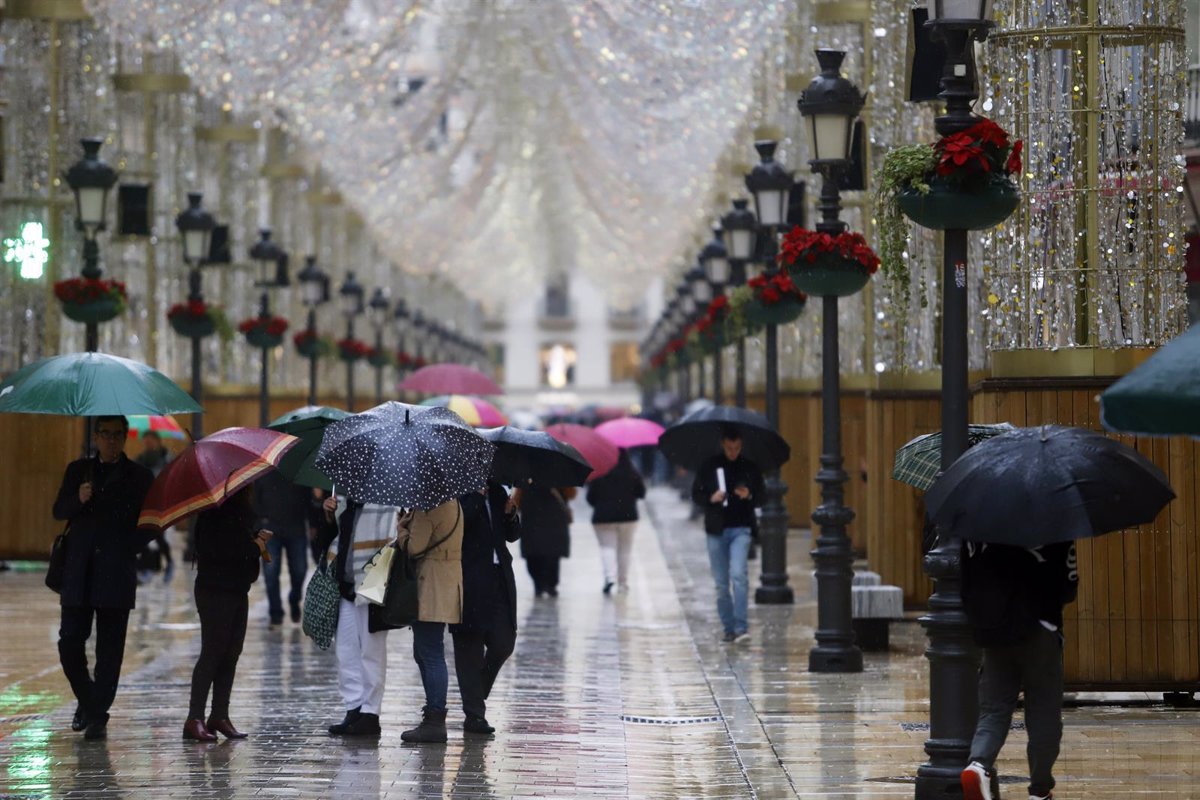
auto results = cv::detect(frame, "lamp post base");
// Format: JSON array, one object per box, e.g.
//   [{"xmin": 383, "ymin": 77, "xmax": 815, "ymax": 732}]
[
  {"xmin": 754, "ymin": 473, "xmax": 794, "ymax": 605},
  {"xmin": 808, "ymin": 644, "xmax": 864, "ymax": 673}
]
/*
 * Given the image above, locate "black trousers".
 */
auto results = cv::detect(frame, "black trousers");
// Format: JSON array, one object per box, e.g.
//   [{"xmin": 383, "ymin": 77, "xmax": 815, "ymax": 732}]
[
  {"xmin": 189, "ymin": 587, "xmax": 249, "ymax": 720},
  {"xmin": 452, "ymin": 588, "xmax": 516, "ymax": 720},
  {"xmin": 59, "ymin": 605, "xmax": 131, "ymax": 721},
  {"xmin": 525, "ymin": 556, "xmax": 560, "ymax": 594}
]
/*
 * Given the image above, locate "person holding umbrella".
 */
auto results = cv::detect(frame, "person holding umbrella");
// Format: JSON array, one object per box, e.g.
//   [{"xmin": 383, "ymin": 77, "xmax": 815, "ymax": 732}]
[
  {"xmin": 690, "ymin": 426, "xmax": 765, "ymax": 644},
  {"xmin": 517, "ymin": 484, "xmax": 574, "ymax": 598},
  {"xmin": 585, "ymin": 449, "xmax": 645, "ymax": 594},
  {"xmin": 52, "ymin": 415, "xmax": 155, "ymax": 740},
  {"xmin": 183, "ymin": 487, "xmax": 273, "ymax": 741}
]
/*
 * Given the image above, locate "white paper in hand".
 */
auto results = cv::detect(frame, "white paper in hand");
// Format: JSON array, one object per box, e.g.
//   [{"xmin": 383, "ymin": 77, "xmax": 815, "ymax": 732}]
[{"xmin": 716, "ymin": 467, "xmax": 728, "ymax": 506}]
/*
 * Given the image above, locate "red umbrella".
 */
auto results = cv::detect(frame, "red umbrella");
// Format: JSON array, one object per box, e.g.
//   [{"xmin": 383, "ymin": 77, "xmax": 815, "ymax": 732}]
[
  {"xmin": 546, "ymin": 423, "xmax": 619, "ymax": 481},
  {"xmin": 594, "ymin": 417, "xmax": 665, "ymax": 449},
  {"xmin": 398, "ymin": 363, "xmax": 502, "ymax": 396},
  {"xmin": 138, "ymin": 427, "xmax": 299, "ymax": 530}
]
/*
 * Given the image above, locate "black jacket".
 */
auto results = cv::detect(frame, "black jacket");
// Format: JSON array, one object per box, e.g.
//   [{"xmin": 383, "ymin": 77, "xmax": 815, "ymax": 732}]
[
  {"xmin": 194, "ymin": 500, "xmax": 262, "ymax": 594},
  {"xmin": 518, "ymin": 486, "xmax": 572, "ymax": 559},
  {"xmin": 453, "ymin": 481, "xmax": 521, "ymax": 633},
  {"xmin": 961, "ymin": 540, "xmax": 1079, "ymax": 647},
  {"xmin": 691, "ymin": 454, "xmax": 765, "ymax": 535},
  {"xmin": 254, "ymin": 470, "xmax": 312, "ymax": 538},
  {"xmin": 586, "ymin": 454, "xmax": 645, "ymax": 524},
  {"xmin": 315, "ymin": 499, "xmax": 362, "ymax": 602},
  {"xmin": 52, "ymin": 455, "xmax": 154, "ymax": 609}
]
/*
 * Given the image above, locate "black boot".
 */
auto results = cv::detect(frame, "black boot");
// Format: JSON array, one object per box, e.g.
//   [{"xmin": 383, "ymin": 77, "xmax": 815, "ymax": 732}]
[
  {"xmin": 463, "ymin": 715, "xmax": 495, "ymax": 736},
  {"xmin": 401, "ymin": 707, "xmax": 447, "ymax": 743},
  {"xmin": 342, "ymin": 712, "xmax": 381, "ymax": 737},
  {"xmin": 328, "ymin": 706, "xmax": 362, "ymax": 735},
  {"xmin": 83, "ymin": 713, "xmax": 109, "ymax": 741},
  {"xmin": 71, "ymin": 704, "xmax": 87, "ymax": 732}
]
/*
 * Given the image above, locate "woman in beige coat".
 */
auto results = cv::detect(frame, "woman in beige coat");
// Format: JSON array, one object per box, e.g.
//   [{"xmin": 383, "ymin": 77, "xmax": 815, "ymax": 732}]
[{"xmin": 395, "ymin": 497, "xmax": 464, "ymax": 743}]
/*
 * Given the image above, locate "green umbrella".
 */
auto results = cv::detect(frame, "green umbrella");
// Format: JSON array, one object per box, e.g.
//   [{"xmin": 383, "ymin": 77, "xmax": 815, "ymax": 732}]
[
  {"xmin": 0, "ymin": 352, "xmax": 201, "ymax": 416},
  {"xmin": 1101, "ymin": 325, "xmax": 1200, "ymax": 436},
  {"xmin": 267, "ymin": 405, "xmax": 350, "ymax": 490},
  {"xmin": 892, "ymin": 423, "xmax": 1015, "ymax": 491}
]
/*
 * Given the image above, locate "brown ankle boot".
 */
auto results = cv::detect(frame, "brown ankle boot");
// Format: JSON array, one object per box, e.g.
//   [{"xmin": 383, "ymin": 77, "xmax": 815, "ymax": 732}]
[
  {"xmin": 400, "ymin": 707, "xmax": 447, "ymax": 743},
  {"xmin": 206, "ymin": 717, "xmax": 248, "ymax": 739},
  {"xmin": 182, "ymin": 718, "xmax": 217, "ymax": 741}
]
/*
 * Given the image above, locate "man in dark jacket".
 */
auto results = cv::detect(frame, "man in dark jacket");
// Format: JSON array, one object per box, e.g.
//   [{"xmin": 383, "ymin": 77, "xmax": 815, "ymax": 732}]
[
  {"xmin": 254, "ymin": 470, "xmax": 312, "ymax": 625},
  {"xmin": 959, "ymin": 539, "xmax": 1078, "ymax": 800},
  {"xmin": 585, "ymin": 449, "xmax": 645, "ymax": 594},
  {"xmin": 690, "ymin": 427, "xmax": 765, "ymax": 644},
  {"xmin": 52, "ymin": 415, "xmax": 154, "ymax": 740},
  {"xmin": 451, "ymin": 479, "xmax": 520, "ymax": 736}
]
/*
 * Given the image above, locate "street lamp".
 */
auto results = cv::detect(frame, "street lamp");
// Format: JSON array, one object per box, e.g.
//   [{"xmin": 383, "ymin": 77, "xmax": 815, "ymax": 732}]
[
  {"xmin": 339, "ymin": 271, "xmax": 365, "ymax": 411},
  {"xmin": 393, "ymin": 298, "xmax": 411, "ymax": 377},
  {"xmin": 915, "ymin": 3, "xmax": 997, "ymax": 796},
  {"xmin": 248, "ymin": 228, "xmax": 288, "ymax": 426},
  {"xmin": 699, "ymin": 226, "xmax": 729, "ymax": 403},
  {"xmin": 687, "ymin": 263, "xmax": 712, "ymax": 399},
  {"xmin": 721, "ymin": 199, "xmax": 757, "ymax": 407},
  {"xmin": 63, "ymin": 138, "xmax": 119, "ymax": 353},
  {"xmin": 798, "ymin": 48, "xmax": 868, "ymax": 674},
  {"xmin": 175, "ymin": 191, "xmax": 215, "ymax": 437},
  {"xmin": 297, "ymin": 255, "xmax": 329, "ymax": 406},
  {"xmin": 368, "ymin": 287, "xmax": 390, "ymax": 405},
  {"xmin": 745, "ymin": 140, "xmax": 795, "ymax": 606}
]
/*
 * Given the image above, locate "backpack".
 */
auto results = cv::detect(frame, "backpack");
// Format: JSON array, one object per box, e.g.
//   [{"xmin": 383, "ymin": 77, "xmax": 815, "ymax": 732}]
[{"xmin": 960, "ymin": 541, "xmax": 1041, "ymax": 647}]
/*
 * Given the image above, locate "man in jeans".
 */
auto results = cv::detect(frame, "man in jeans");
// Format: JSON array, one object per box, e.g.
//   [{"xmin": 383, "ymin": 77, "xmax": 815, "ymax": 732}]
[
  {"xmin": 959, "ymin": 539, "xmax": 1078, "ymax": 800},
  {"xmin": 691, "ymin": 427, "xmax": 765, "ymax": 643},
  {"xmin": 254, "ymin": 470, "xmax": 311, "ymax": 625}
]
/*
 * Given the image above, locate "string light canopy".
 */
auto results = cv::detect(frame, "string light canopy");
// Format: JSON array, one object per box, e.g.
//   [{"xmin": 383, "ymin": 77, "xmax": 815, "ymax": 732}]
[{"xmin": 83, "ymin": 0, "xmax": 792, "ymax": 303}]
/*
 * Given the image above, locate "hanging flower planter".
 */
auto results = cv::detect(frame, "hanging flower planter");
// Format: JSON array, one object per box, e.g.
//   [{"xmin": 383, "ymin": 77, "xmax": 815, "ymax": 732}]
[
  {"xmin": 167, "ymin": 300, "xmax": 229, "ymax": 340},
  {"xmin": 239, "ymin": 315, "xmax": 288, "ymax": 349},
  {"xmin": 337, "ymin": 337, "xmax": 371, "ymax": 363},
  {"xmin": 743, "ymin": 272, "xmax": 807, "ymax": 327},
  {"xmin": 695, "ymin": 296, "xmax": 729, "ymax": 353},
  {"xmin": 898, "ymin": 176, "xmax": 1019, "ymax": 231},
  {"xmin": 778, "ymin": 228, "xmax": 879, "ymax": 297},
  {"xmin": 367, "ymin": 347, "xmax": 396, "ymax": 369},
  {"xmin": 54, "ymin": 278, "xmax": 127, "ymax": 324},
  {"xmin": 293, "ymin": 329, "xmax": 333, "ymax": 359}
]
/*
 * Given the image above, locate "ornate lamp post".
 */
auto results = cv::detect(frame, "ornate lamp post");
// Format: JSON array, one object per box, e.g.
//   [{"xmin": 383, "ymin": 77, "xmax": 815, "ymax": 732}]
[
  {"xmin": 684, "ymin": 267, "xmax": 710, "ymax": 397},
  {"xmin": 721, "ymin": 198, "xmax": 758, "ymax": 408},
  {"xmin": 914, "ymin": 2, "xmax": 998, "ymax": 796},
  {"xmin": 798, "ymin": 49, "xmax": 868, "ymax": 673},
  {"xmin": 368, "ymin": 287, "xmax": 390, "ymax": 405},
  {"xmin": 339, "ymin": 271, "xmax": 365, "ymax": 412},
  {"xmin": 410, "ymin": 311, "xmax": 427, "ymax": 368},
  {"xmin": 393, "ymin": 298, "xmax": 411, "ymax": 378},
  {"xmin": 63, "ymin": 138, "xmax": 119, "ymax": 355},
  {"xmin": 174, "ymin": 192, "xmax": 215, "ymax": 437},
  {"xmin": 296, "ymin": 255, "xmax": 329, "ymax": 407},
  {"xmin": 698, "ymin": 226, "xmax": 729, "ymax": 403},
  {"xmin": 745, "ymin": 140, "xmax": 795, "ymax": 606},
  {"xmin": 249, "ymin": 229, "xmax": 289, "ymax": 426}
]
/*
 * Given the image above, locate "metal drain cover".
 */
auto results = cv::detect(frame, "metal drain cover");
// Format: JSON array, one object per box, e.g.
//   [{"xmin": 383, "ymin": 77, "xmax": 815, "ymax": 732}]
[{"xmin": 620, "ymin": 714, "xmax": 723, "ymax": 725}]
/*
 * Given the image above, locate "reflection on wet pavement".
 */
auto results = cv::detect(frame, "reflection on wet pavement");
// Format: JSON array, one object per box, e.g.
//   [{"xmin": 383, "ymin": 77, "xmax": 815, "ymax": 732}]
[{"xmin": 1, "ymin": 487, "xmax": 1199, "ymax": 797}]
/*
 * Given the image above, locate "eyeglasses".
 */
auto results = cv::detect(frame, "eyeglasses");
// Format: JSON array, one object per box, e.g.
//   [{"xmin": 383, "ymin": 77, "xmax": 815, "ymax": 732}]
[{"xmin": 95, "ymin": 430, "xmax": 126, "ymax": 441}]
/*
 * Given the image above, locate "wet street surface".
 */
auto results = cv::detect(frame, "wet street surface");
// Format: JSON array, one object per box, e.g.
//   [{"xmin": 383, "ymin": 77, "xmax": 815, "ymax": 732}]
[{"xmin": 3, "ymin": 487, "xmax": 1200, "ymax": 798}]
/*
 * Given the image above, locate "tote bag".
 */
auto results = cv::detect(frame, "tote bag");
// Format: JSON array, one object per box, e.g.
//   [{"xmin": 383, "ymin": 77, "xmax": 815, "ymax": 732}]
[{"xmin": 302, "ymin": 557, "xmax": 341, "ymax": 650}]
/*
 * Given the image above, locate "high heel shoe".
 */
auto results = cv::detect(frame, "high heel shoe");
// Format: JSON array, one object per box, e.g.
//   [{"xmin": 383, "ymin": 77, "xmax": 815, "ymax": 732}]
[
  {"xmin": 182, "ymin": 718, "xmax": 217, "ymax": 741},
  {"xmin": 205, "ymin": 717, "xmax": 248, "ymax": 739}
]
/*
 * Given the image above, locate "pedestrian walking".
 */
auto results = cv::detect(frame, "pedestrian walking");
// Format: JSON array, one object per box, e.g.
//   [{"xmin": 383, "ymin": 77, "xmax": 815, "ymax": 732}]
[
  {"xmin": 51, "ymin": 415, "xmax": 155, "ymax": 740},
  {"xmin": 585, "ymin": 449, "xmax": 645, "ymax": 594},
  {"xmin": 960, "ymin": 539, "xmax": 1078, "ymax": 800},
  {"xmin": 451, "ymin": 479, "xmax": 521, "ymax": 736},
  {"xmin": 517, "ymin": 485, "xmax": 573, "ymax": 597},
  {"xmin": 316, "ymin": 496, "xmax": 400, "ymax": 737},
  {"xmin": 397, "ymin": 498, "xmax": 465, "ymax": 744},
  {"xmin": 134, "ymin": 430, "xmax": 175, "ymax": 583},
  {"xmin": 690, "ymin": 426, "xmax": 764, "ymax": 643},
  {"xmin": 254, "ymin": 469, "xmax": 311, "ymax": 625},
  {"xmin": 183, "ymin": 487, "xmax": 272, "ymax": 741}
]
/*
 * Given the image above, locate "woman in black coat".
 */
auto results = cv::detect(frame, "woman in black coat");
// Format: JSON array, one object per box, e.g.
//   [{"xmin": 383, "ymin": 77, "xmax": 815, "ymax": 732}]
[
  {"xmin": 183, "ymin": 487, "xmax": 271, "ymax": 741},
  {"xmin": 516, "ymin": 485, "xmax": 573, "ymax": 597},
  {"xmin": 585, "ymin": 449, "xmax": 645, "ymax": 594}
]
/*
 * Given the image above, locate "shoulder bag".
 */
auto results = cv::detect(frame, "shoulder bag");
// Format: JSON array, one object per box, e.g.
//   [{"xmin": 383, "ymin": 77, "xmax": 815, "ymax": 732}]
[
  {"xmin": 302, "ymin": 556, "xmax": 341, "ymax": 649},
  {"xmin": 45, "ymin": 525, "xmax": 69, "ymax": 594},
  {"xmin": 368, "ymin": 503, "xmax": 461, "ymax": 632}
]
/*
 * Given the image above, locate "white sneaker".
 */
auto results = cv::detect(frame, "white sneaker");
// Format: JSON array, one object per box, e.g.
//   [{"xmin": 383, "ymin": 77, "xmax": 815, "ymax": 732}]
[
  {"xmin": 1029, "ymin": 794, "xmax": 1053, "ymax": 800},
  {"xmin": 733, "ymin": 631, "xmax": 751, "ymax": 643},
  {"xmin": 960, "ymin": 761, "xmax": 994, "ymax": 800}
]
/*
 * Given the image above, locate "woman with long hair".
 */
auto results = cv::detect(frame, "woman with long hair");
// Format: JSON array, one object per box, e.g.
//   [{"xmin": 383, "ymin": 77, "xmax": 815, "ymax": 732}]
[{"xmin": 183, "ymin": 487, "xmax": 271, "ymax": 741}]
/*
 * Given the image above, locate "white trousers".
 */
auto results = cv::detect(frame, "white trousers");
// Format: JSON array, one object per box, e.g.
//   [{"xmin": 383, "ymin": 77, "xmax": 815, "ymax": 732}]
[
  {"xmin": 335, "ymin": 599, "xmax": 388, "ymax": 715},
  {"xmin": 593, "ymin": 521, "xmax": 637, "ymax": 588}
]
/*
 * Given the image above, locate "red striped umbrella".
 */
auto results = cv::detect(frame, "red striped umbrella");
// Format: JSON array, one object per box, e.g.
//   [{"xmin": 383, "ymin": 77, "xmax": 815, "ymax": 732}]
[
  {"xmin": 138, "ymin": 427, "xmax": 298, "ymax": 530},
  {"xmin": 545, "ymin": 423, "xmax": 619, "ymax": 481}
]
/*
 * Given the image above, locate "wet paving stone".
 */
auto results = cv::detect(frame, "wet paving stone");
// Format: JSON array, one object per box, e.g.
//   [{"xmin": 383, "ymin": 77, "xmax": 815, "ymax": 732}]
[{"xmin": 3, "ymin": 488, "xmax": 1200, "ymax": 797}]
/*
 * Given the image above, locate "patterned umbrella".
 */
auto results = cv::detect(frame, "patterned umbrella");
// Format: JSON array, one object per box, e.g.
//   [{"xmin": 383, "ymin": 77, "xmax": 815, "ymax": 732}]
[
  {"xmin": 314, "ymin": 401, "xmax": 495, "ymax": 509},
  {"xmin": 0, "ymin": 352, "xmax": 201, "ymax": 416},
  {"xmin": 126, "ymin": 414, "xmax": 187, "ymax": 441},
  {"xmin": 594, "ymin": 417, "xmax": 665, "ymax": 449},
  {"xmin": 398, "ymin": 363, "xmax": 502, "ymax": 396},
  {"xmin": 138, "ymin": 427, "xmax": 299, "ymax": 530},
  {"xmin": 892, "ymin": 423, "xmax": 1016, "ymax": 492},
  {"xmin": 545, "ymin": 423, "xmax": 620, "ymax": 481},
  {"xmin": 420, "ymin": 395, "xmax": 508, "ymax": 427}
]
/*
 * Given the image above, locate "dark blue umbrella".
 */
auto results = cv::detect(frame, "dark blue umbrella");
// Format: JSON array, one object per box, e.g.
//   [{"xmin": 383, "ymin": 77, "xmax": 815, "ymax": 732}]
[
  {"xmin": 658, "ymin": 404, "xmax": 790, "ymax": 470},
  {"xmin": 479, "ymin": 426, "xmax": 593, "ymax": 487},
  {"xmin": 314, "ymin": 401, "xmax": 494, "ymax": 510}
]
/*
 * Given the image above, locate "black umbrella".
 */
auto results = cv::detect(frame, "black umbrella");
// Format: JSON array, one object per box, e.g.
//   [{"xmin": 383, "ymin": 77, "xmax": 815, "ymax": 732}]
[
  {"xmin": 479, "ymin": 426, "xmax": 593, "ymax": 487},
  {"xmin": 658, "ymin": 405, "xmax": 790, "ymax": 471},
  {"xmin": 925, "ymin": 425, "xmax": 1175, "ymax": 548},
  {"xmin": 314, "ymin": 401, "xmax": 494, "ymax": 510}
]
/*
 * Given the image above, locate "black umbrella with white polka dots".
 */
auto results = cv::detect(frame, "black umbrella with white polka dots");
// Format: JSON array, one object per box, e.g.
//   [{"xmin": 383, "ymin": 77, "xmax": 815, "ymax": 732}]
[{"xmin": 314, "ymin": 401, "xmax": 495, "ymax": 510}]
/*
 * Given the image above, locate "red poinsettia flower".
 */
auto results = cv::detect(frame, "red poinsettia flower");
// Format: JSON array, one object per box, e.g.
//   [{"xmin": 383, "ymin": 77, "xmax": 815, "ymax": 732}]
[
  {"xmin": 965, "ymin": 118, "xmax": 1009, "ymax": 148},
  {"xmin": 239, "ymin": 315, "xmax": 289, "ymax": 336},
  {"xmin": 1006, "ymin": 139, "xmax": 1023, "ymax": 175}
]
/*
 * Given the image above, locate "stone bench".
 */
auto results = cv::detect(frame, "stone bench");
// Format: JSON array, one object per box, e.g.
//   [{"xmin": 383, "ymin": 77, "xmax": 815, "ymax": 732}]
[{"xmin": 851, "ymin": 571, "xmax": 904, "ymax": 652}]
